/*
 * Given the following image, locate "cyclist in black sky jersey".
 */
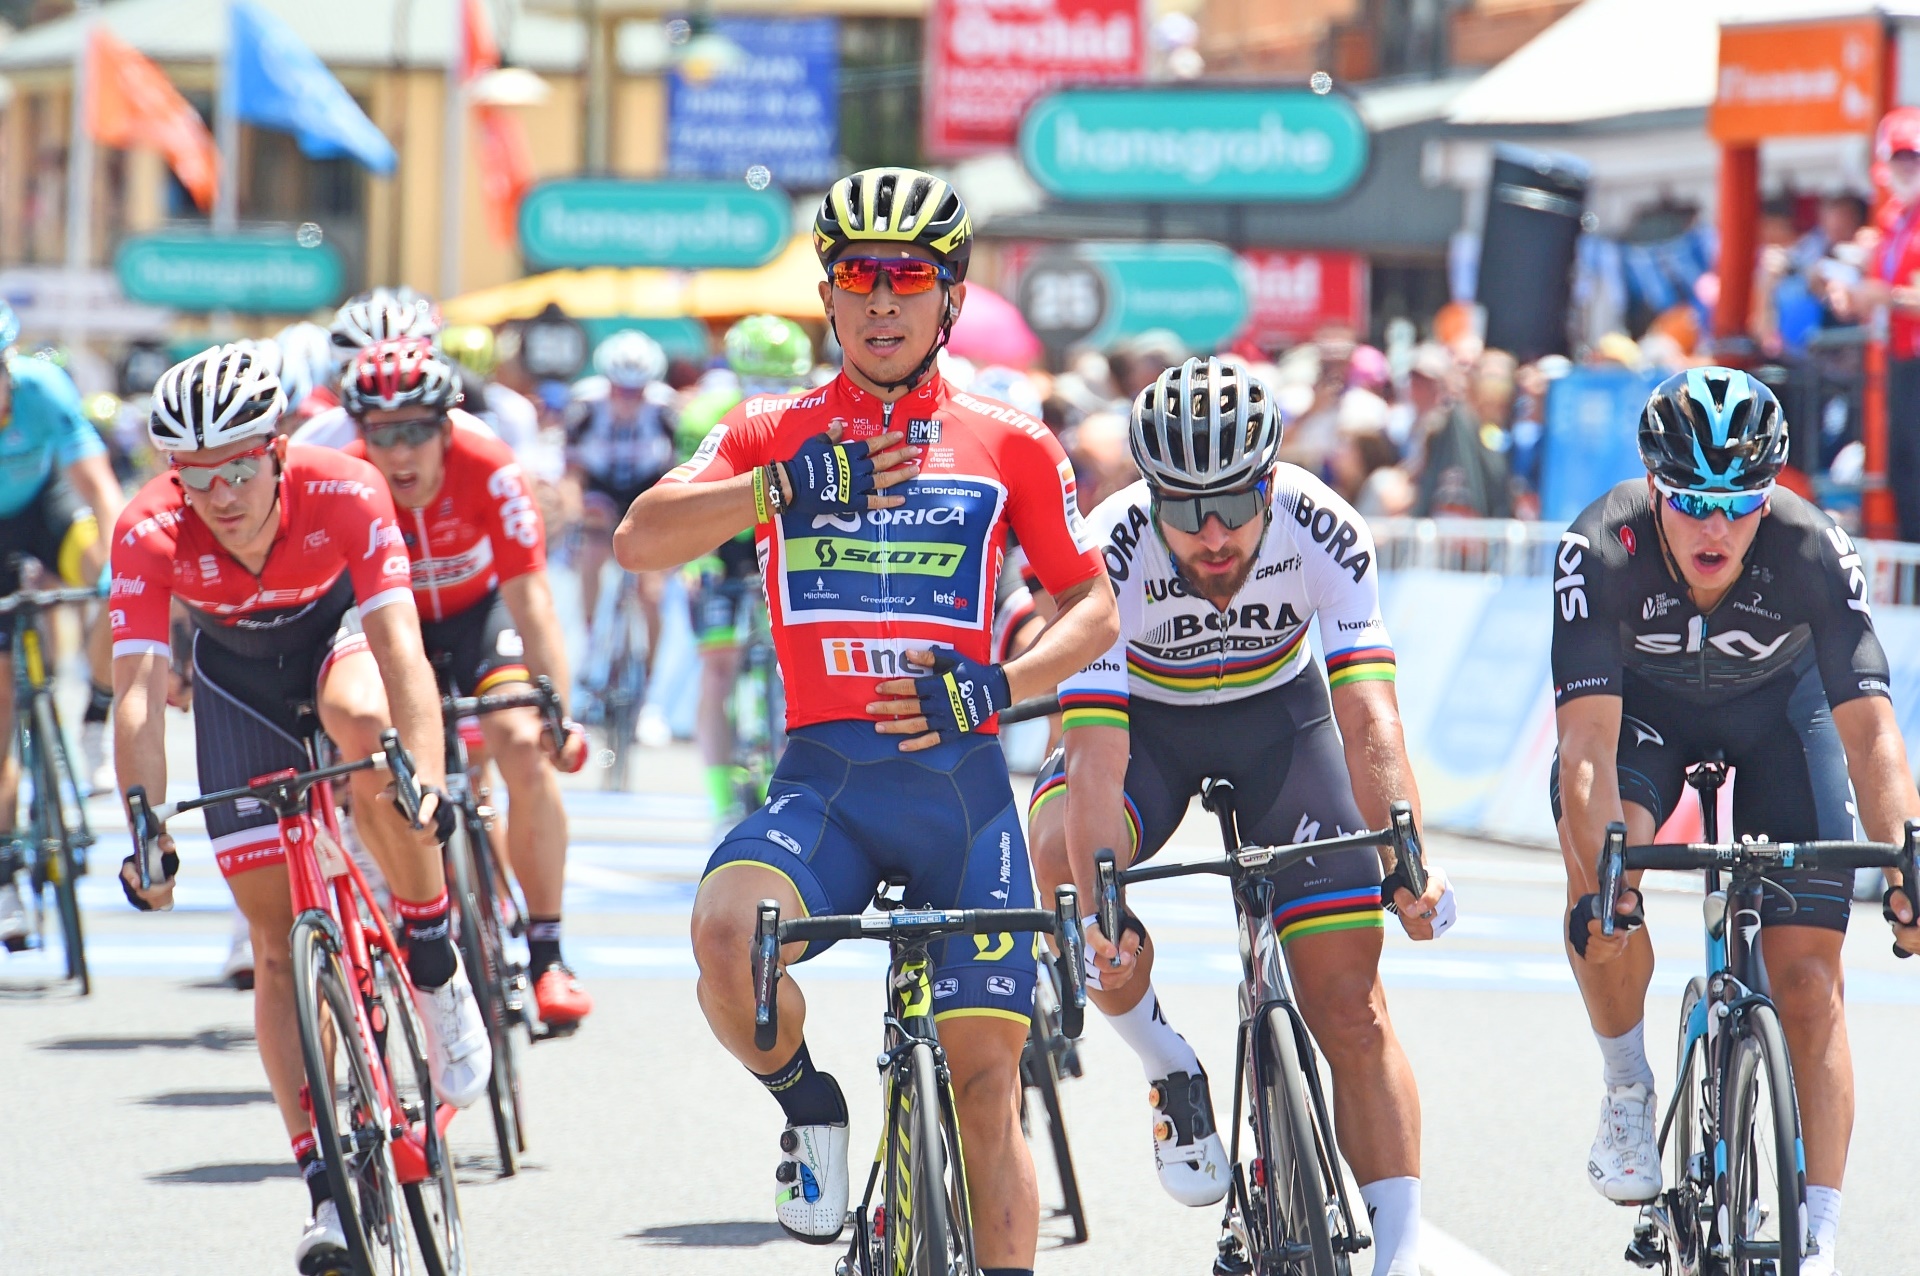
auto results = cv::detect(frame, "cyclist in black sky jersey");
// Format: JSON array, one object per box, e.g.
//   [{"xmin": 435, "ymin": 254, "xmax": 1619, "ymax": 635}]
[{"xmin": 1550, "ymin": 367, "xmax": 1920, "ymax": 1276}]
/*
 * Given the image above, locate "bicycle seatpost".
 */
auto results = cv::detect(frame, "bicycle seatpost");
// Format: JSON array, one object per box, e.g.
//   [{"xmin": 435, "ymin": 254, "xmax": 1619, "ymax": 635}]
[
  {"xmin": 1200, "ymin": 777, "xmax": 1239, "ymax": 850},
  {"xmin": 1687, "ymin": 750, "xmax": 1729, "ymax": 846}
]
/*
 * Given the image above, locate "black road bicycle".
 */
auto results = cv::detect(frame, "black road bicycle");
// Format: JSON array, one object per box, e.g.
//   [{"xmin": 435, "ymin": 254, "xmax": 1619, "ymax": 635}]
[
  {"xmin": 1607, "ymin": 752, "xmax": 1920, "ymax": 1276},
  {"xmin": 0, "ymin": 582, "xmax": 101, "ymax": 994},
  {"xmin": 753, "ymin": 883, "xmax": 1087, "ymax": 1276},
  {"xmin": 1020, "ymin": 947, "xmax": 1088, "ymax": 1245},
  {"xmin": 1096, "ymin": 784, "xmax": 1427, "ymax": 1276}
]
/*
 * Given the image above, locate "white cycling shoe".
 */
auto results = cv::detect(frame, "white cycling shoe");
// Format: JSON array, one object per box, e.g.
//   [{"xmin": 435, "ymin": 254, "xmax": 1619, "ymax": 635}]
[
  {"xmin": 223, "ymin": 913, "xmax": 255, "ymax": 990},
  {"xmin": 410, "ymin": 957, "xmax": 492, "ymax": 1109},
  {"xmin": 80, "ymin": 720, "xmax": 115, "ymax": 796},
  {"xmin": 0, "ymin": 881, "xmax": 26, "ymax": 951},
  {"xmin": 1149, "ymin": 1068, "xmax": 1230, "ymax": 1206},
  {"xmin": 294, "ymin": 1200, "xmax": 350, "ymax": 1275},
  {"xmin": 1587, "ymin": 1082, "xmax": 1662, "ymax": 1203},
  {"xmin": 775, "ymin": 1119, "xmax": 850, "ymax": 1243}
]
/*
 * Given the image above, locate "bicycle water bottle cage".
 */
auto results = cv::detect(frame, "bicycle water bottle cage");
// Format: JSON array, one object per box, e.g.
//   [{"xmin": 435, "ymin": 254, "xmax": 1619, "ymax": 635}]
[{"xmin": 872, "ymin": 875, "xmax": 910, "ymax": 912}]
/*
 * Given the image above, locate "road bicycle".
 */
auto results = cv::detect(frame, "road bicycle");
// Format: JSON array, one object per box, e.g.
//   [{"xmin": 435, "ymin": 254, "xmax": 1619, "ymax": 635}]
[
  {"xmin": 728, "ymin": 576, "xmax": 784, "ymax": 815},
  {"xmin": 1096, "ymin": 785, "xmax": 1426, "ymax": 1276},
  {"xmin": 577, "ymin": 570, "xmax": 648, "ymax": 792},
  {"xmin": 130, "ymin": 730, "xmax": 465, "ymax": 1276},
  {"xmin": 1604, "ymin": 751, "xmax": 1919, "ymax": 1276},
  {"xmin": 0, "ymin": 581, "xmax": 101, "ymax": 994},
  {"xmin": 1020, "ymin": 945, "xmax": 1088, "ymax": 1245},
  {"xmin": 434, "ymin": 670, "xmax": 570, "ymax": 1178},
  {"xmin": 752, "ymin": 882, "xmax": 1087, "ymax": 1276}
]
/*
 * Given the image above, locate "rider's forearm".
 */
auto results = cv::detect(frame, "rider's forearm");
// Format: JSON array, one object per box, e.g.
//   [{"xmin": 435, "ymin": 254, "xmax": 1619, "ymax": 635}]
[
  {"xmin": 614, "ymin": 476, "xmax": 757, "ymax": 572},
  {"xmin": 1003, "ymin": 579, "xmax": 1119, "ymax": 704},
  {"xmin": 111, "ymin": 654, "xmax": 169, "ymax": 807},
  {"xmin": 1062, "ymin": 726, "xmax": 1132, "ymax": 917},
  {"xmin": 501, "ymin": 571, "xmax": 572, "ymax": 718},
  {"xmin": 1331, "ymin": 681, "xmax": 1422, "ymax": 871},
  {"xmin": 1557, "ymin": 725, "xmax": 1624, "ymax": 895},
  {"xmin": 1832, "ymin": 696, "xmax": 1920, "ymax": 863},
  {"xmin": 66, "ymin": 453, "xmax": 125, "ymax": 534},
  {"xmin": 362, "ymin": 603, "xmax": 448, "ymax": 790}
]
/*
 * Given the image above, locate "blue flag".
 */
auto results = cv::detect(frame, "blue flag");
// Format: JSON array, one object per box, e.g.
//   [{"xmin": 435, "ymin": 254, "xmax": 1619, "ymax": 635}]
[{"xmin": 227, "ymin": 1, "xmax": 397, "ymax": 174}]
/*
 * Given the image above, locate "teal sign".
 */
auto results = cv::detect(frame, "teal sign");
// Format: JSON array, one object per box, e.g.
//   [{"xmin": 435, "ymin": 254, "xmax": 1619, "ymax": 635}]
[
  {"xmin": 114, "ymin": 232, "xmax": 345, "ymax": 313},
  {"xmin": 580, "ymin": 317, "xmax": 711, "ymax": 365},
  {"xmin": 519, "ymin": 180, "xmax": 791, "ymax": 270},
  {"xmin": 1020, "ymin": 88, "xmax": 1369, "ymax": 203},
  {"xmin": 1026, "ymin": 244, "xmax": 1248, "ymax": 353}
]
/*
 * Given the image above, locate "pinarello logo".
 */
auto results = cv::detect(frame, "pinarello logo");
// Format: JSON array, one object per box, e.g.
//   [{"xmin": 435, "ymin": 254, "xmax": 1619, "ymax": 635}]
[{"xmin": 1619, "ymin": 526, "xmax": 1637, "ymax": 555}]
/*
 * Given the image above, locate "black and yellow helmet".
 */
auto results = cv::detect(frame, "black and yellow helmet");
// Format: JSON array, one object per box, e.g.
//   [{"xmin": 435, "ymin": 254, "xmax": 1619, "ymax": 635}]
[{"xmin": 813, "ymin": 168, "xmax": 973, "ymax": 282}]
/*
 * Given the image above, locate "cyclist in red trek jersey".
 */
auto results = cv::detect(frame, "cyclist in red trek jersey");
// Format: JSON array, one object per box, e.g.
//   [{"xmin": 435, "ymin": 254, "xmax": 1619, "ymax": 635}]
[
  {"xmin": 340, "ymin": 338, "xmax": 595, "ymax": 1028},
  {"xmin": 618, "ymin": 168, "xmax": 1118, "ymax": 1275},
  {"xmin": 110, "ymin": 345, "xmax": 490, "ymax": 1274}
]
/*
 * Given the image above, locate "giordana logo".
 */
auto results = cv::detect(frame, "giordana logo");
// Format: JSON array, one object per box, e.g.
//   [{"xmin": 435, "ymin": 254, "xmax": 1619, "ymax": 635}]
[
  {"xmin": 933, "ymin": 977, "xmax": 959, "ymax": 999},
  {"xmin": 821, "ymin": 637, "xmax": 918, "ymax": 677},
  {"xmin": 986, "ymin": 974, "xmax": 1017, "ymax": 998}
]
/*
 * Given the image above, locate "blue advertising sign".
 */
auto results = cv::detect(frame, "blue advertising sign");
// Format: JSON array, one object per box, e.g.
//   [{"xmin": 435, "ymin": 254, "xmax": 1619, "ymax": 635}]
[
  {"xmin": 1540, "ymin": 367, "xmax": 1662, "ymax": 522},
  {"xmin": 668, "ymin": 17, "xmax": 839, "ymax": 188}
]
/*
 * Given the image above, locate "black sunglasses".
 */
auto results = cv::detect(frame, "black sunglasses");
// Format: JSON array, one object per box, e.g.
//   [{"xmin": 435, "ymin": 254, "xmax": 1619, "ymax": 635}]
[{"xmin": 1152, "ymin": 479, "xmax": 1272, "ymax": 534}]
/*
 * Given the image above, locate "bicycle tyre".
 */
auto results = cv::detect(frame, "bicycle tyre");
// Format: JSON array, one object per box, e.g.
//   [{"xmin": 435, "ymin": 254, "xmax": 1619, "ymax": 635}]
[
  {"xmin": 31, "ymin": 709, "xmax": 86, "ymax": 995},
  {"xmin": 378, "ymin": 953, "xmax": 466, "ymax": 1276},
  {"xmin": 447, "ymin": 818, "xmax": 521, "ymax": 1176},
  {"xmin": 1662, "ymin": 977, "xmax": 1710, "ymax": 1272},
  {"xmin": 1025, "ymin": 1009, "xmax": 1088, "ymax": 1244},
  {"xmin": 1723, "ymin": 1003, "xmax": 1803, "ymax": 1276},
  {"xmin": 895, "ymin": 1039, "xmax": 972, "ymax": 1276},
  {"xmin": 292, "ymin": 915, "xmax": 410, "ymax": 1276},
  {"xmin": 1256, "ymin": 1012, "xmax": 1343, "ymax": 1275}
]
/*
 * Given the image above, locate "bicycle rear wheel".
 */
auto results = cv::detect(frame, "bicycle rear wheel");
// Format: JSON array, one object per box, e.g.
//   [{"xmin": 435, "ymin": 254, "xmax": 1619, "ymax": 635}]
[
  {"xmin": 25, "ymin": 699, "xmax": 87, "ymax": 994},
  {"xmin": 447, "ymin": 818, "xmax": 523, "ymax": 1176},
  {"xmin": 1022, "ymin": 974, "xmax": 1087, "ymax": 1244},
  {"xmin": 1722, "ymin": 1003, "xmax": 1803, "ymax": 1276},
  {"xmin": 292, "ymin": 916, "xmax": 412, "ymax": 1276},
  {"xmin": 1255, "ymin": 1012, "xmax": 1344, "ymax": 1275},
  {"xmin": 377, "ymin": 953, "xmax": 466, "ymax": 1276},
  {"xmin": 1658, "ymin": 977, "xmax": 1710, "ymax": 1272}
]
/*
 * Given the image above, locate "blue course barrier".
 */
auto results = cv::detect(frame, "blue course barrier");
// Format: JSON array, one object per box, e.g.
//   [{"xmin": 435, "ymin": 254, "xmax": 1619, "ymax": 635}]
[{"xmin": 1540, "ymin": 367, "xmax": 1661, "ymax": 522}]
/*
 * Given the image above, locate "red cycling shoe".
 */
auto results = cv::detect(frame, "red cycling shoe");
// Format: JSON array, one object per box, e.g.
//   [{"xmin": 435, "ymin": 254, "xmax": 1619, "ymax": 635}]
[{"xmin": 533, "ymin": 963, "xmax": 593, "ymax": 1028}]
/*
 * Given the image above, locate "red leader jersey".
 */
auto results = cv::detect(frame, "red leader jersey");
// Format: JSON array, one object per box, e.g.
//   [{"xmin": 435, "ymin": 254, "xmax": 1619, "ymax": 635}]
[
  {"xmin": 666, "ymin": 371, "xmax": 1103, "ymax": 730},
  {"xmin": 343, "ymin": 412, "xmax": 546, "ymax": 622},
  {"xmin": 110, "ymin": 445, "xmax": 415, "ymax": 662}
]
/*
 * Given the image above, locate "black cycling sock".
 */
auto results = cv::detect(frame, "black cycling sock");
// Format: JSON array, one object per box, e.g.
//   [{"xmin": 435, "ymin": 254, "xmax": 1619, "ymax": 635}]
[
  {"xmin": 981, "ymin": 1269, "xmax": 1034, "ymax": 1276},
  {"xmin": 83, "ymin": 682, "xmax": 112, "ymax": 724},
  {"xmin": 293, "ymin": 1133, "xmax": 331, "ymax": 1210},
  {"xmin": 527, "ymin": 915, "xmax": 563, "ymax": 973},
  {"xmin": 753, "ymin": 1041, "xmax": 847, "ymax": 1127},
  {"xmin": 395, "ymin": 890, "xmax": 457, "ymax": 990}
]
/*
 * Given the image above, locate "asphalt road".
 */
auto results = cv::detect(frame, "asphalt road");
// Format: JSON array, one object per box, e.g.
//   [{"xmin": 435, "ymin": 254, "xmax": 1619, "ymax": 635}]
[{"xmin": 3, "ymin": 734, "xmax": 1917, "ymax": 1276}]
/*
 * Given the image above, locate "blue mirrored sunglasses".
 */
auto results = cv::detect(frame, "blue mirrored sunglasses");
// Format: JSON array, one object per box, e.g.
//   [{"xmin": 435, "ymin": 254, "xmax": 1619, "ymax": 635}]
[{"xmin": 1655, "ymin": 480, "xmax": 1771, "ymax": 521}]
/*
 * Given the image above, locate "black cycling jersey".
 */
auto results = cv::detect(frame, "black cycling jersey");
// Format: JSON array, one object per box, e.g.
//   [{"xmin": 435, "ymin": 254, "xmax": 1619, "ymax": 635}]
[{"xmin": 1551, "ymin": 480, "xmax": 1889, "ymax": 710}]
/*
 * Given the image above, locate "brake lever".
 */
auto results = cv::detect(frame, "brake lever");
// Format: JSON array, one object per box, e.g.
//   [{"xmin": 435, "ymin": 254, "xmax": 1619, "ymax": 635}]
[
  {"xmin": 1094, "ymin": 849, "xmax": 1121, "ymax": 969},
  {"xmin": 1893, "ymin": 819, "xmax": 1920, "ymax": 960},
  {"xmin": 1598, "ymin": 822, "xmax": 1627, "ymax": 938},
  {"xmin": 1053, "ymin": 885, "xmax": 1086, "ymax": 1039},
  {"xmin": 752, "ymin": 900, "xmax": 783, "ymax": 1051},
  {"xmin": 381, "ymin": 729, "xmax": 424, "ymax": 828},
  {"xmin": 1390, "ymin": 800, "xmax": 1427, "ymax": 901}
]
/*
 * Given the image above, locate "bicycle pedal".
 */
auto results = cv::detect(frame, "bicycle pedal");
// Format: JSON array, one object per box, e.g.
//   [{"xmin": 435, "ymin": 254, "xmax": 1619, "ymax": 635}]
[{"xmin": 531, "ymin": 1020, "xmax": 580, "ymax": 1043}]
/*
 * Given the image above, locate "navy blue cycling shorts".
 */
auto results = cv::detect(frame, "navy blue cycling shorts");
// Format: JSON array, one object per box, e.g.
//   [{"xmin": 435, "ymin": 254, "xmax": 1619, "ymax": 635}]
[{"xmin": 703, "ymin": 721, "xmax": 1037, "ymax": 1026}]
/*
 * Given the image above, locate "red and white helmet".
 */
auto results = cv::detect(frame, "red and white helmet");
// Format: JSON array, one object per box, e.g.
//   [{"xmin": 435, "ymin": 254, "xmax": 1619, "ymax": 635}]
[
  {"xmin": 1877, "ymin": 107, "xmax": 1920, "ymax": 162},
  {"xmin": 148, "ymin": 343, "xmax": 286, "ymax": 453},
  {"xmin": 340, "ymin": 338, "xmax": 462, "ymax": 419},
  {"xmin": 330, "ymin": 287, "xmax": 441, "ymax": 356}
]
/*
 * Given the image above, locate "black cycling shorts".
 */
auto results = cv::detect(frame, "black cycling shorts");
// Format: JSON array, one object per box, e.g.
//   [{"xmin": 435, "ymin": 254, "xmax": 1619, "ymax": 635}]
[
  {"xmin": 1030, "ymin": 666, "xmax": 1384, "ymax": 943},
  {"xmin": 1549, "ymin": 650, "xmax": 1857, "ymax": 931},
  {"xmin": 581, "ymin": 471, "xmax": 664, "ymax": 522},
  {"xmin": 0, "ymin": 473, "xmax": 97, "ymax": 645},
  {"xmin": 421, "ymin": 591, "xmax": 527, "ymax": 697}
]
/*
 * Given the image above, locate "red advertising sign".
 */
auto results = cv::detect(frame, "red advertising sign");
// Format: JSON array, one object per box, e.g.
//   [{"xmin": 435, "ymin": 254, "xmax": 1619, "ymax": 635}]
[
  {"xmin": 1236, "ymin": 250, "xmax": 1369, "ymax": 346},
  {"xmin": 924, "ymin": 0, "xmax": 1144, "ymax": 160}
]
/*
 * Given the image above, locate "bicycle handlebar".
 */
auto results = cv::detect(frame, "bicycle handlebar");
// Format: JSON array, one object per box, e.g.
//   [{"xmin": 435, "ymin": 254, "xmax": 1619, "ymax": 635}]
[
  {"xmin": 443, "ymin": 674, "xmax": 568, "ymax": 751},
  {"xmin": 751, "ymin": 888, "xmax": 1086, "ymax": 1052},
  {"xmin": 999, "ymin": 695, "xmax": 1060, "ymax": 726},
  {"xmin": 0, "ymin": 586, "xmax": 102, "ymax": 614}
]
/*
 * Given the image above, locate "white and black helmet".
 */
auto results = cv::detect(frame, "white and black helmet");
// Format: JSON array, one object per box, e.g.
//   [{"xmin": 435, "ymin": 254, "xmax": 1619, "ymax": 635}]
[
  {"xmin": 330, "ymin": 287, "xmax": 440, "ymax": 354},
  {"xmin": 1128, "ymin": 357, "xmax": 1282, "ymax": 496},
  {"xmin": 592, "ymin": 330, "xmax": 668, "ymax": 389},
  {"xmin": 148, "ymin": 344, "xmax": 286, "ymax": 453}
]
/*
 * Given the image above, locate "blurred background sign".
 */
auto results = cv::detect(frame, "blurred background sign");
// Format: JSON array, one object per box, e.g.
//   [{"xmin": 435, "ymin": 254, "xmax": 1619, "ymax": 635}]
[
  {"xmin": 924, "ymin": 0, "xmax": 1144, "ymax": 160},
  {"xmin": 519, "ymin": 303, "xmax": 590, "ymax": 380},
  {"xmin": 1538, "ymin": 365, "xmax": 1663, "ymax": 522},
  {"xmin": 113, "ymin": 231, "xmax": 344, "ymax": 314},
  {"xmin": 1019, "ymin": 87, "xmax": 1370, "ymax": 202},
  {"xmin": 517, "ymin": 180, "xmax": 791, "ymax": 271},
  {"xmin": 667, "ymin": 16, "xmax": 839, "ymax": 188},
  {"xmin": 1016, "ymin": 255, "xmax": 1109, "ymax": 353},
  {"xmin": 578, "ymin": 315, "xmax": 711, "ymax": 363},
  {"xmin": 1234, "ymin": 250, "xmax": 1368, "ymax": 347},
  {"xmin": 1709, "ymin": 17, "xmax": 1882, "ymax": 143},
  {"xmin": 1017, "ymin": 242, "xmax": 1250, "ymax": 354}
]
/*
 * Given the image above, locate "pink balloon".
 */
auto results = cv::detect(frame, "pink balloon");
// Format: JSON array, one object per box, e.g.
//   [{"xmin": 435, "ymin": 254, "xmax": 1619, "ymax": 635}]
[{"xmin": 948, "ymin": 284, "xmax": 1044, "ymax": 368}]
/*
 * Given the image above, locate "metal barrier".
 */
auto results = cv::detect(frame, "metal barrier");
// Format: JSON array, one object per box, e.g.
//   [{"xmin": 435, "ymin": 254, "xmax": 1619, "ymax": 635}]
[{"xmin": 1370, "ymin": 515, "xmax": 1920, "ymax": 607}]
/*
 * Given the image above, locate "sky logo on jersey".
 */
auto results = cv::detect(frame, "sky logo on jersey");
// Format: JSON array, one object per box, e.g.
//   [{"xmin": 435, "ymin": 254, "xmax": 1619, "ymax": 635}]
[
  {"xmin": 780, "ymin": 478, "xmax": 999, "ymax": 629},
  {"xmin": 820, "ymin": 637, "xmax": 919, "ymax": 677}
]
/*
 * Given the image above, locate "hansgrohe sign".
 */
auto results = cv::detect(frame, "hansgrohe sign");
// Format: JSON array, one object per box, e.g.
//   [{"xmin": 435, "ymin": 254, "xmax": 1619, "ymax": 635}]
[
  {"xmin": 517, "ymin": 180, "xmax": 791, "ymax": 269},
  {"xmin": 1019, "ymin": 87, "xmax": 1369, "ymax": 202}
]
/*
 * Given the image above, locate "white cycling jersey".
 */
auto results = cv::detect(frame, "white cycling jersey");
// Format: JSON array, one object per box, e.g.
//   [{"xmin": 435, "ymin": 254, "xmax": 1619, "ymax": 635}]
[{"xmin": 1057, "ymin": 468, "xmax": 1396, "ymax": 728}]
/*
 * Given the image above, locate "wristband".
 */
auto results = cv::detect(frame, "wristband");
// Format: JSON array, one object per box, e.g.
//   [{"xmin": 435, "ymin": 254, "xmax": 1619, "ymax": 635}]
[
  {"xmin": 752, "ymin": 465, "xmax": 772, "ymax": 525},
  {"xmin": 767, "ymin": 463, "xmax": 788, "ymax": 515}
]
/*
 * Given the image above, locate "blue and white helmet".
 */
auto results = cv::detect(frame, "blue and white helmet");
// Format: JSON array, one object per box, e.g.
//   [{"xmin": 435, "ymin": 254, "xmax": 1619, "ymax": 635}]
[{"xmin": 1638, "ymin": 367, "xmax": 1788, "ymax": 493}]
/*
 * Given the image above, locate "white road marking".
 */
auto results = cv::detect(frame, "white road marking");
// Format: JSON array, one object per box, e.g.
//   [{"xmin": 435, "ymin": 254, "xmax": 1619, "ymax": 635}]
[{"xmin": 1423, "ymin": 1219, "xmax": 1514, "ymax": 1276}]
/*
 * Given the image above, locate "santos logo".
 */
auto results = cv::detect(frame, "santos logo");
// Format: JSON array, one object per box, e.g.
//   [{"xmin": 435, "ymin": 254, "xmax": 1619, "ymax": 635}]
[{"xmin": 821, "ymin": 637, "xmax": 919, "ymax": 676}]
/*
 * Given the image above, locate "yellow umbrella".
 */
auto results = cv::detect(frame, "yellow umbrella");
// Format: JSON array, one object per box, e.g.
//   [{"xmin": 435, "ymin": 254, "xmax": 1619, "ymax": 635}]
[
  {"xmin": 442, "ymin": 268, "xmax": 685, "ymax": 325},
  {"xmin": 683, "ymin": 238, "xmax": 824, "ymax": 320}
]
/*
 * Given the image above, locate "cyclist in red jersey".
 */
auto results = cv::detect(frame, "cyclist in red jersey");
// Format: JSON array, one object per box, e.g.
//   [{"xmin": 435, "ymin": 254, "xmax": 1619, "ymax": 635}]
[
  {"xmin": 341, "ymin": 338, "xmax": 595, "ymax": 1027},
  {"xmin": 619, "ymin": 168, "xmax": 1119, "ymax": 1272},
  {"xmin": 110, "ymin": 345, "xmax": 490, "ymax": 1273}
]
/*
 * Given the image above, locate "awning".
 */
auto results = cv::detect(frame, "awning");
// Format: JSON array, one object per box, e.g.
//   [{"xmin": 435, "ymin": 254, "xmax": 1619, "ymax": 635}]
[{"xmin": 681, "ymin": 240, "xmax": 823, "ymax": 320}]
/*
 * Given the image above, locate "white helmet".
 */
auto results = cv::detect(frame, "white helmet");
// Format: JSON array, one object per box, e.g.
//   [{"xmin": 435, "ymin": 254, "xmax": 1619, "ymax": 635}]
[
  {"xmin": 330, "ymin": 287, "xmax": 440, "ymax": 355},
  {"xmin": 273, "ymin": 320, "xmax": 335, "ymax": 411},
  {"xmin": 148, "ymin": 344, "xmax": 286, "ymax": 454},
  {"xmin": 1128, "ymin": 357, "xmax": 1282, "ymax": 496},
  {"xmin": 592, "ymin": 330, "xmax": 667, "ymax": 389}
]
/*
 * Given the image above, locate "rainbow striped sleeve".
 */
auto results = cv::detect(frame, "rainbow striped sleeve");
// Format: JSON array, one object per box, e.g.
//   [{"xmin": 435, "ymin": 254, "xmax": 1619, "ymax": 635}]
[
  {"xmin": 1325, "ymin": 645, "xmax": 1396, "ymax": 688},
  {"xmin": 1059, "ymin": 689, "xmax": 1129, "ymax": 731}
]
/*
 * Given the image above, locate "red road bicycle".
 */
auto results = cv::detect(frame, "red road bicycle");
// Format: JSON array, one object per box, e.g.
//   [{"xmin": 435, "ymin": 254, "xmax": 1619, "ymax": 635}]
[{"xmin": 129, "ymin": 729, "xmax": 465, "ymax": 1276}]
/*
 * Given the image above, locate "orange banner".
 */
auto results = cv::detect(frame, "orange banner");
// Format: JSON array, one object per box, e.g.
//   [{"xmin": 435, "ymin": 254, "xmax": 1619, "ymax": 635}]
[
  {"xmin": 87, "ymin": 27, "xmax": 218, "ymax": 211},
  {"xmin": 1710, "ymin": 18, "xmax": 1882, "ymax": 143}
]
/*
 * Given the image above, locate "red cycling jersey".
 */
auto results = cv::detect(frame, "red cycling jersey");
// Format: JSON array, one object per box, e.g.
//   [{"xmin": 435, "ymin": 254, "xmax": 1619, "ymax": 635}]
[
  {"xmin": 667, "ymin": 371, "xmax": 1103, "ymax": 730},
  {"xmin": 343, "ymin": 412, "xmax": 545, "ymax": 622},
  {"xmin": 110, "ymin": 445, "xmax": 414, "ymax": 662}
]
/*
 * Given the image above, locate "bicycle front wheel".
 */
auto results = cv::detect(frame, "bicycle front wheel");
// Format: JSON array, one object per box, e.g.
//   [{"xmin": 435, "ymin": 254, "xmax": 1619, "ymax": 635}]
[
  {"xmin": 1722, "ymin": 1003, "xmax": 1803, "ymax": 1276},
  {"xmin": 378, "ymin": 953, "xmax": 466, "ymax": 1276},
  {"xmin": 292, "ymin": 916, "xmax": 412, "ymax": 1276},
  {"xmin": 1255, "ymin": 1012, "xmax": 1343, "ymax": 1275},
  {"xmin": 448, "ymin": 818, "xmax": 524, "ymax": 1176},
  {"xmin": 1024, "ymin": 976, "xmax": 1087, "ymax": 1244},
  {"xmin": 31, "ymin": 712, "xmax": 86, "ymax": 994},
  {"xmin": 887, "ymin": 1040, "xmax": 977, "ymax": 1276}
]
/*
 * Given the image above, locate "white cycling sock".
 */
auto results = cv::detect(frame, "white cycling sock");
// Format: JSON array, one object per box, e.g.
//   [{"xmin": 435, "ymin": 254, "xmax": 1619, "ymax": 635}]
[
  {"xmin": 1595, "ymin": 1020, "xmax": 1657, "ymax": 1091},
  {"xmin": 1103, "ymin": 985, "xmax": 1202, "ymax": 1081},
  {"xmin": 1803, "ymin": 1184, "xmax": 1841, "ymax": 1276},
  {"xmin": 1358, "ymin": 1177, "xmax": 1420, "ymax": 1276}
]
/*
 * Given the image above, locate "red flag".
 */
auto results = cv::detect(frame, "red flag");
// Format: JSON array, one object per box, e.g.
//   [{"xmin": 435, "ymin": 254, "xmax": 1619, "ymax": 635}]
[
  {"xmin": 465, "ymin": 0, "xmax": 500, "ymax": 77},
  {"xmin": 464, "ymin": 0, "xmax": 532, "ymax": 243},
  {"xmin": 86, "ymin": 26, "xmax": 219, "ymax": 211}
]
